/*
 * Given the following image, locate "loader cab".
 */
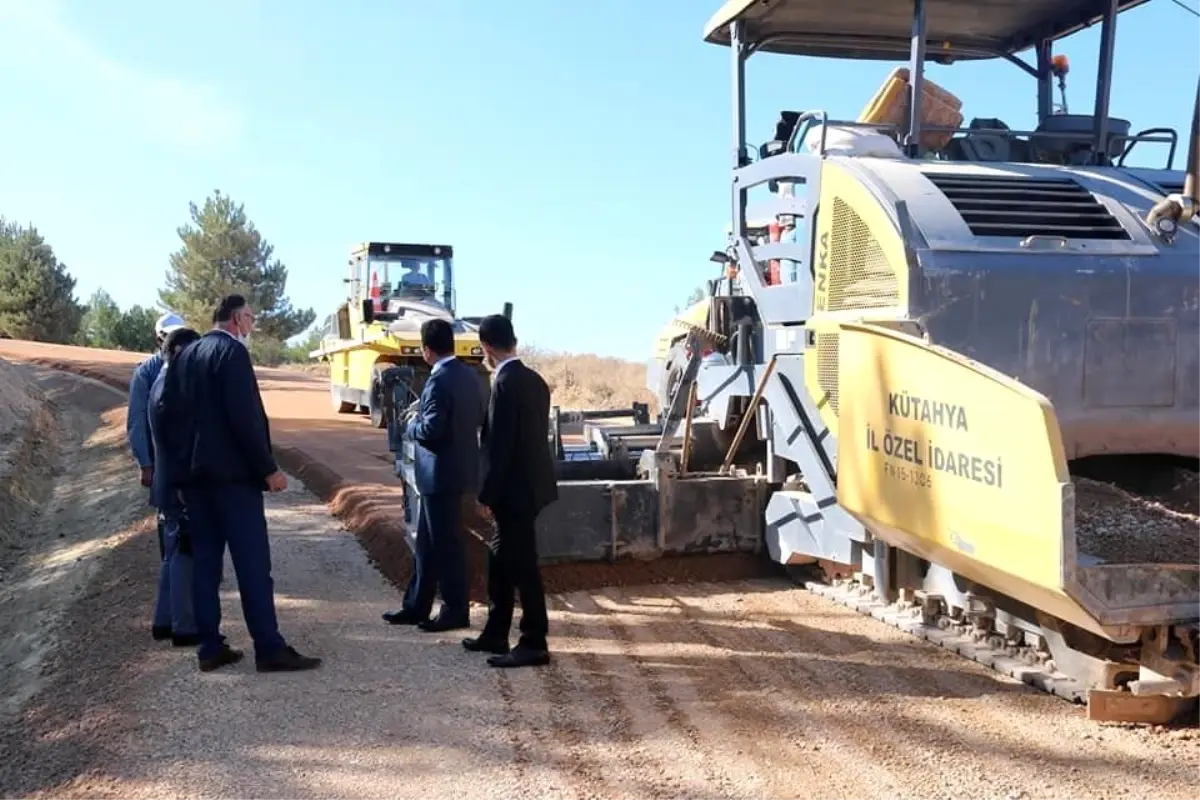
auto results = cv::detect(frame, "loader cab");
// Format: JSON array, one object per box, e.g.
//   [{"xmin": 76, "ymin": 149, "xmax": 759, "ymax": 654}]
[{"xmin": 347, "ymin": 241, "xmax": 456, "ymax": 322}]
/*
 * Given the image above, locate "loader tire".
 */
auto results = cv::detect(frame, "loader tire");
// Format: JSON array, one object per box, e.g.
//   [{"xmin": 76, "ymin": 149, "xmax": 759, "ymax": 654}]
[{"xmin": 369, "ymin": 366, "xmax": 388, "ymax": 429}]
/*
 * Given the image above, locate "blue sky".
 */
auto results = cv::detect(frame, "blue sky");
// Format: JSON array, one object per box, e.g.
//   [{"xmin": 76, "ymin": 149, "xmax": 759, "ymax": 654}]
[{"xmin": 0, "ymin": 0, "xmax": 1196, "ymax": 360}]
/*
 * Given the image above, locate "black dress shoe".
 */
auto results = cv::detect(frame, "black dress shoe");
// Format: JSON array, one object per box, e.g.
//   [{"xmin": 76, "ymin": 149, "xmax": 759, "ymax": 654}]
[
  {"xmin": 462, "ymin": 636, "xmax": 510, "ymax": 655},
  {"xmin": 256, "ymin": 646, "xmax": 322, "ymax": 673},
  {"xmin": 198, "ymin": 645, "xmax": 244, "ymax": 673},
  {"xmin": 172, "ymin": 633, "xmax": 202, "ymax": 647},
  {"xmin": 152, "ymin": 625, "xmax": 173, "ymax": 641},
  {"xmin": 418, "ymin": 615, "xmax": 470, "ymax": 633},
  {"xmin": 382, "ymin": 609, "xmax": 429, "ymax": 626},
  {"xmin": 487, "ymin": 647, "xmax": 550, "ymax": 668}
]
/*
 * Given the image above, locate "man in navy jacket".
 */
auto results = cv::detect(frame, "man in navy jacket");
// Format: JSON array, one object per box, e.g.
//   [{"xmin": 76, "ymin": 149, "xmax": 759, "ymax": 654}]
[
  {"xmin": 383, "ymin": 318, "xmax": 484, "ymax": 632},
  {"xmin": 158, "ymin": 294, "xmax": 321, "ymax": 674}
]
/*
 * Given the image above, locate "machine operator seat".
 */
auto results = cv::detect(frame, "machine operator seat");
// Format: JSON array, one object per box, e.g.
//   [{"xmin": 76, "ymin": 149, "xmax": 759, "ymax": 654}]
[{"xmin": 944, "ymin": 118, "xmax": 1032, "ymax": 163}]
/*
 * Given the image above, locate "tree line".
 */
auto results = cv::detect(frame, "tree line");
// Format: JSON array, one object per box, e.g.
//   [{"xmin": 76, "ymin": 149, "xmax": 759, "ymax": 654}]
[{"xmin": 0, "ymin": 190, "xmax": 317, "ymax": 366}]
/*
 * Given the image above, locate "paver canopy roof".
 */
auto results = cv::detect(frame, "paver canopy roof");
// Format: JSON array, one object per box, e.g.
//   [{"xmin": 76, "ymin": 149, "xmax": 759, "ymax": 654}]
[{"xmin": 703, "ymin": 0, "xmax": 1150, "ymax": 61}]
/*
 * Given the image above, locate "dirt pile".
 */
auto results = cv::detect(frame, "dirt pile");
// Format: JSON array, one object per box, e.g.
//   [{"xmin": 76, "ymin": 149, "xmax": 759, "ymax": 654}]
[
  {"xmin": 0, "ymin": 358, "xmax": 56, "ymax": 556},
  {"xmin": 1074, "ymin": 476, "xmax": 1200, "ymax": 565}
]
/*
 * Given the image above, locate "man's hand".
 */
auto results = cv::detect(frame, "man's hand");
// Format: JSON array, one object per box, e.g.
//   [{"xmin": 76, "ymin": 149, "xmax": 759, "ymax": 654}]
[
  {"xmin": 475, "ymin": 501, "xmax": 494, "ymax": 523},
  {"xmin": 140, "ymin": 467, "xmax": 153, "ymax": 487},
  {"xmin": 265, "ymin": 470, "xmax": 288, "ymax": 493}
]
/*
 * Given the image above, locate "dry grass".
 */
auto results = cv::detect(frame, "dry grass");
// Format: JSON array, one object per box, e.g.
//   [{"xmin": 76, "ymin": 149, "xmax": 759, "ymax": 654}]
[
  {"xmin": 522, "ymin": 348, "xmax": 656, "ymax": 412},
  {"xmin": 281, "ymin": 350, "xmax": 656, "ymax": 412}
]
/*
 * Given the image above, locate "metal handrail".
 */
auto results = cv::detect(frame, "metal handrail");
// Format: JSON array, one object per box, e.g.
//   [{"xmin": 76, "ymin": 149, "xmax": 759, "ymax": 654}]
[{"xmin": 777, "ymin": 111, "xmax": 1180, "ymax": 168}]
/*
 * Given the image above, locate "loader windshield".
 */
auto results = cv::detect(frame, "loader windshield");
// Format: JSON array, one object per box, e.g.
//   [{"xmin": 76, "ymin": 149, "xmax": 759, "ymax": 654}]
[{"xmin": 372, "ymin": 255, "xmax": 451, "ymax": 303}]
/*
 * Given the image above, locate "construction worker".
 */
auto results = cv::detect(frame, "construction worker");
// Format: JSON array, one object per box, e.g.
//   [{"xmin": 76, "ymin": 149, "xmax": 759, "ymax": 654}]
[
  {"xmin": 128, "ymin": 312, "xmax": 186, "ymax": 490},
  {"xmin": 128, "ymin": 311, "xmax": 185, "ymax": 640}
]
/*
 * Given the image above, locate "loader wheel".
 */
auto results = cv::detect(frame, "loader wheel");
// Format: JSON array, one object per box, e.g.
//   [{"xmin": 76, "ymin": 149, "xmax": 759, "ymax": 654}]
[{"xmin": 369, "ymin": 367, "xmax": 388, "ymax": 429}]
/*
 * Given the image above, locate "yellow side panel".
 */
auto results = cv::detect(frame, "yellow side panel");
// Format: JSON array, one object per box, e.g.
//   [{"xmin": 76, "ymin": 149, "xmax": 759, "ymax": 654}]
[
  {"xmin": 329, "ymin": 352, "xmax": 352, "ymax": 390},
  {"xmin": 807, "ymin": 162, "xmax": 912, "ymax": 435},
  {"xmin": 834, "ymin": 322, "xmax": 1071, "ymax": 595},
  {"xmin": 347, "ymin": 348, "xmax": 381, "ymax": 390},
  {"xmin": 813, "ymin": 161, "xmax": 909, "ymax": 316}
]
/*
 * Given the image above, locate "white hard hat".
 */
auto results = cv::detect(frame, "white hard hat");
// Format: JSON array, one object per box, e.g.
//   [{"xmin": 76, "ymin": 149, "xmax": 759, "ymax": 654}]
[{"xmin": 155, "ymin": 312, "xmax": 186, "ymax": 337}]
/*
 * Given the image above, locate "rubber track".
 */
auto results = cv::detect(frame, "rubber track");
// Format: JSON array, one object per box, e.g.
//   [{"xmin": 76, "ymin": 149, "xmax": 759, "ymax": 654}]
[{"xmin": 803, "ymin": 579, "xmax": 1094, "ymax": 705}]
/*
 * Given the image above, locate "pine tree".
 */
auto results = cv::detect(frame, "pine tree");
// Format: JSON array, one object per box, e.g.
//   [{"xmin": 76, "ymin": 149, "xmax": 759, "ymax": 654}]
[
  {"xmin": 158, "ymin": 190, "xmax": 314, "ymax": 341},
  {"xmin": 79, "ymin": 289, "xmax": 124, "ymax": 348},
  {"xmin": 0, "ymin": 218, "xmax": 85, "ymax": 343}
]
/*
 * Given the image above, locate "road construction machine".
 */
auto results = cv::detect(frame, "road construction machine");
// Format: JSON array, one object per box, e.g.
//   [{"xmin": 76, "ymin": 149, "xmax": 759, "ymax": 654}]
[
  {"xmin": 391, "ymin": 0, "xmax": 1199, "ymax": 723},
  {"xmin": 311, "ymin": 242, "xmax": 491, "ymax": 428},
  {"xmin": 679, "ymin": 0, "xmax": 1199, "ymax": 723}
]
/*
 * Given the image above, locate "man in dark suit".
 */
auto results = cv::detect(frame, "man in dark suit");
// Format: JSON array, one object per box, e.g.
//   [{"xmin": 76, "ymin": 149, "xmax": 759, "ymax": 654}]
[
  {"xmin": 463, "ymin": 314, "xmax": 557, "ymax": 668},
  {"xmin": 158, "ymin": 294, "xmax": 321, "ymax": 674},
  {"xmin": 382, "ymin": 318, "xmax": 484, "ymax": 632}
]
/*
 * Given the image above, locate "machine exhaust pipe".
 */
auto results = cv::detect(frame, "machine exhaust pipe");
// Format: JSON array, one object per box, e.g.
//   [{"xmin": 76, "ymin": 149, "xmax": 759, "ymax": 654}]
[{"xmin": 1144, "ymin": 77, "xmax": 1199, "ymax": 239}]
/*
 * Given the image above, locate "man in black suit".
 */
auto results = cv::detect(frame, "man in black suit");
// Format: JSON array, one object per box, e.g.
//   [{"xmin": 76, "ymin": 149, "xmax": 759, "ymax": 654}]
[
  {"xmin": 158, "ymin": 294, "xmax": 321, "ymax": 674},
  {"xmin": 382, "ymin": 318, "xmax": 484, "ymax": 632},
  {"xmin": 463, "ymin": 314, "xmax": 557, "ymax": 668}
]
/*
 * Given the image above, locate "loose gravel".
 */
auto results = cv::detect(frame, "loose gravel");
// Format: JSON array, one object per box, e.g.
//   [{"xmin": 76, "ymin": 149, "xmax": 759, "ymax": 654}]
[{"xmin": 1074, "ymin": 477, "xmax": 1200, "ymax": 565}]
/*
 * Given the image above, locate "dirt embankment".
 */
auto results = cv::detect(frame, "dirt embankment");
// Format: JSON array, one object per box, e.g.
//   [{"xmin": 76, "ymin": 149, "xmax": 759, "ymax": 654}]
[
  {"xmin": 0, "ymin": 361, "xmax": 154, "ymax": 730},
  {"xmin": 0, "ymin": 358, "xmax": 56, "ymax": 558}
]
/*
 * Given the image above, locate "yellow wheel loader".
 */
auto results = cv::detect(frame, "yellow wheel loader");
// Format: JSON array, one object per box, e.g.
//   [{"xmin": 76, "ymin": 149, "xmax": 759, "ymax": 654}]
[{"xmin": 310, "ymin": 242, "xmax": 492, "ymax": 428}]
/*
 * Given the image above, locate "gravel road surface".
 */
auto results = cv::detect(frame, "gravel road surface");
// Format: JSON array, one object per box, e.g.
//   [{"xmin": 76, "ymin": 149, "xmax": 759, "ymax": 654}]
[{"xmin": 1, "ymin": 365, "xmax": 1197, "ymax": 800}]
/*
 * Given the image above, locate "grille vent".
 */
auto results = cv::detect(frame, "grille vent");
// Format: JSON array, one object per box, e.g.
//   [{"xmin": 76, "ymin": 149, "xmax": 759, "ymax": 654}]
[
  {"xmin": 925, "ymin": 173, "xmax": 1131, "ymax": 241},
  {"xmin": 827, "ymin": 197, "xmax": 900, "ymax": 312},
  {"xmin": 816, "ymin": 332, "xmax": 840, "ymax": 417}
]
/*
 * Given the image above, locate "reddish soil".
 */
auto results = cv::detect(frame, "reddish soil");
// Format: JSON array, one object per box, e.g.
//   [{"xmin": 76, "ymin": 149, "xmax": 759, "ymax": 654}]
[{"xmin": 0, "ymin": 340, "xmax": 773, "ymax": 602}]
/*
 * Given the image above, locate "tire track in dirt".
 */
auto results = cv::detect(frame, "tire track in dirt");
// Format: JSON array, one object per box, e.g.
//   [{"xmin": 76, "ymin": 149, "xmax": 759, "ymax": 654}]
[
  {"xmin": 550, "ymin": 592, "xmax": 738, "ymax": 799},
  {"xmin": 547, "ymin": 595, "xmax": 680, "ymax": 799},
  {"xmin": 590, "ymin": 585, "xmax": 777, "ymax": 796},
  {"xmin": 685, "ymin": 583, "xmax": 979, "ymax": 798},
  {"xmin": 493, "ymin": 666, "xmax": 583, "ymax": 799},
  {"xmin": 654, "ymin": 583, "xmax": 907, "ymax": 799},
  {"xmin": 530, "ymin": 636, "xmax": 618, "ymax": 800},
  {"xmin": 493, "ymin": 673, "xmax": 533, "ymax": 779}
]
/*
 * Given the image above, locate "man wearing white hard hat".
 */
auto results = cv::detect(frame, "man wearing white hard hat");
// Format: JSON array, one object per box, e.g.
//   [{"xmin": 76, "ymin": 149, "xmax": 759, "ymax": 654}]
[{"xmin": 127, "ymin": 311, "xmax": 188, "ymax": 642}]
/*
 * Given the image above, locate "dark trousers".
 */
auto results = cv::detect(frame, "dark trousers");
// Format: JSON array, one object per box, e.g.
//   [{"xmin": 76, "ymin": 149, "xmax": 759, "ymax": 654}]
[
  {"xmin": 402, "ymin": 491, "xmax": 468, "ymax": 620},
  {"xmin": 184, "ymin": 483, "xmax": 287, "ymax": 661},
  {"xmin": 482, "ymin": 506, "xmax": 548, "ymax": 651}
]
